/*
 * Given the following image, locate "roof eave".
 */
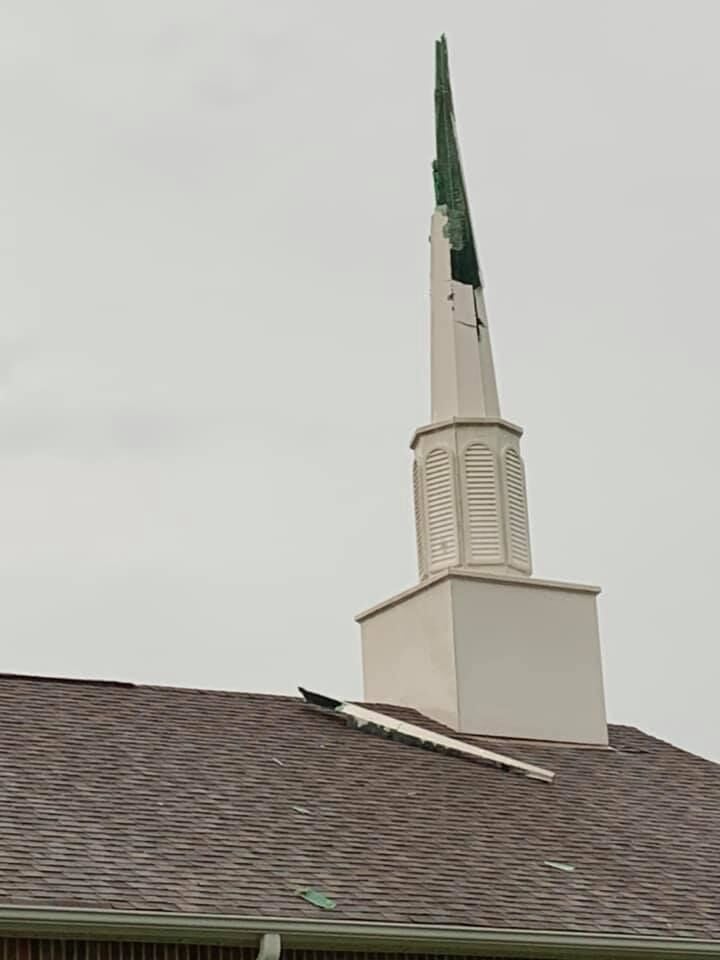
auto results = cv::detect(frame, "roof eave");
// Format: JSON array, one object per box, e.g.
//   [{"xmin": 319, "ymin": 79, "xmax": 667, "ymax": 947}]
[{"xmin": 0, "ymin": 907, "xmax": 718, "ymax": 960}]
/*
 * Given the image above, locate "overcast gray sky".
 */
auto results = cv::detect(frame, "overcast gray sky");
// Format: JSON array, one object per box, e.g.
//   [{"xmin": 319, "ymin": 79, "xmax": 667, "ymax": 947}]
[{"xmin": 3, "ymin": 0, "xmax": 720, "ymax": 762}]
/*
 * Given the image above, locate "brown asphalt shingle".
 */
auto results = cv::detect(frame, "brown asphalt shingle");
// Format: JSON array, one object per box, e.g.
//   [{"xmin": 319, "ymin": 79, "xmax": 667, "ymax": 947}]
[{"xmin": 0, "ymin": 673, "xmax": 718, "ymax": 938}]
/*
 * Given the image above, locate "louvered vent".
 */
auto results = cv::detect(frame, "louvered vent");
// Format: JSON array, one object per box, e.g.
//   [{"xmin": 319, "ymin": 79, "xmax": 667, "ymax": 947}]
[
  {"xmin": 503, "ymin": 447, "xmax": 531, "ymax": 571},
  {"xmin": 413, "ymin": 459, "xmax": 427, "ymax": 575},
  {"xmin": 464, "ymin": 442, "xmax": 502, "ymax": 564},
  {"xmin": 424, "ymin": 448, "xmax": 459, "ymax": 569}
]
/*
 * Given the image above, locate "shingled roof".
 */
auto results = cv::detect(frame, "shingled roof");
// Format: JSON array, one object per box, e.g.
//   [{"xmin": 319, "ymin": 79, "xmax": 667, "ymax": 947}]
[{"xmin": 1, "ymin": 672, "xmax": 719, "ymax": 940}]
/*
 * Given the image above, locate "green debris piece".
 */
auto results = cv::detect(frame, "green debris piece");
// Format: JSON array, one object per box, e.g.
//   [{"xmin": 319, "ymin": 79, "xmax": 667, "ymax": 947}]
[
  {"xmin": 433, "ymin": 34, "xmax": 482, "ymax": 290},
  {"xmin": 544, "ymin": 860, "xmax": 575, "ymax": 872},
  {"xmin": 292, "ymin": 805, "xmax": 311, "ymax": 815},
  {"xmin": 296, "ymin": 888, "xmax": 336, "ymax": 910}
]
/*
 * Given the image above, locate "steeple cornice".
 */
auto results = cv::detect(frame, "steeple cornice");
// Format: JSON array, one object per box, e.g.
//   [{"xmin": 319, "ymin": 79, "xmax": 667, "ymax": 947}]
[{"xmin": 410, "ymin": 417, "xmax": 524, "ymax": 449}]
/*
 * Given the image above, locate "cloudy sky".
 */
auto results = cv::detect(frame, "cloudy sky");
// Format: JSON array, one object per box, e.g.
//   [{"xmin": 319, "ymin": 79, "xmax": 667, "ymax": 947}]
[{"xmin": 3, "ymin": 1, "xmax": 720, "ymax": 761}]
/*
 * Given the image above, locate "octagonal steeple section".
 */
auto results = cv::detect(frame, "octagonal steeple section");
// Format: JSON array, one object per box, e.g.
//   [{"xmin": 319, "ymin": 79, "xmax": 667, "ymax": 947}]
[{"xmin": 412, "ymin": 418, "xmax": 531, "ymax": 579}]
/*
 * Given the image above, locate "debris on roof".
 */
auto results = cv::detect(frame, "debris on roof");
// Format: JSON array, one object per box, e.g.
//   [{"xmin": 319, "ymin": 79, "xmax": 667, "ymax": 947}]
[
  {"xmin": 544, "ymin": 860, "xmax": 575, "ymax": 872},
  {"xmin": 296, "ymin": 887, "xmax": 336, "ymax": 910},
  {"xmin": 299, "ymin": 687, "xmax": 554, "ymax": 783}
]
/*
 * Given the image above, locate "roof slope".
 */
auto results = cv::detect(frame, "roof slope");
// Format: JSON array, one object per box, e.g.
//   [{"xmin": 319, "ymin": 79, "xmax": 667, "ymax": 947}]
[{"xmin": 0, "ymin": 673, "xmax": 719, "ymax": 939}]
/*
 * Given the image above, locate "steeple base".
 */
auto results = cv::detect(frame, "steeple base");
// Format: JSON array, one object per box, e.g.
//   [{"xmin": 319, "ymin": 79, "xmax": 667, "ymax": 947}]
[{"xmin": 356, "ymin": 568, "xmax": 608, "ymax": 746}]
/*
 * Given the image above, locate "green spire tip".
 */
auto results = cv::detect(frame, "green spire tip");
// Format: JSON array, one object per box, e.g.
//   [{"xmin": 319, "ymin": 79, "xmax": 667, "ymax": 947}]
[{"xmin": 433, "ymin": 35, "xmax": 482, "ymax": 289}]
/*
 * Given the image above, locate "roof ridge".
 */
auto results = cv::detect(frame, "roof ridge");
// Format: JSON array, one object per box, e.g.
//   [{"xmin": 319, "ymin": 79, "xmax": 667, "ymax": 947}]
[
  {"xmin": 0, "ymin": 671, "xmax": 301, "ymax": 700},
  {"xmin": 0, "ymin": 672, "xmax": 136, "ymax": 689}
]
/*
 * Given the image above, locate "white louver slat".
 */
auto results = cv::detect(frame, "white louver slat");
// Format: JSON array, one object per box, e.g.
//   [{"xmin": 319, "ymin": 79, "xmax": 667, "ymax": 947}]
[
  {"xmin": 413, "ymin": 459, "xmax": 427, "ymax": 575},
  {"xmin": 504, "ymin": 447, "xmax": 531, "ymax": 571},
  {"xmin": 464, "ymin": 442, "xmax": 502, "ymax": 564},
  {"xmin": 424, "ymin": 448, "xmax": 459, "ymax": 569}
]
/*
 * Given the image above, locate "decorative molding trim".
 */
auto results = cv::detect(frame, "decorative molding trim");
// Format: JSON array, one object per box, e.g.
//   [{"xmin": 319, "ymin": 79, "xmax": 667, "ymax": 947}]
[
  {"xmin": 411, "ymin": 417, "xmax": 523, "ymax": 449},
  {"xmin": 356, "ymin": 567, "xmax": 601, "ymax": 622}
]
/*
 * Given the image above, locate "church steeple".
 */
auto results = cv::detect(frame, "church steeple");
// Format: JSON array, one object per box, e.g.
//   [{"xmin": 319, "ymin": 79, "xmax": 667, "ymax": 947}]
[
  {"xmin": 357, "ymin": 37, "xmax": 608, "ymax": 746},
  {"xmin": 429, "ymin": 36, "xmax": 500, "ymax": 423},
  {"xmin": 416, "ymin": 36, "xmax": 529, "ymax": 578}
]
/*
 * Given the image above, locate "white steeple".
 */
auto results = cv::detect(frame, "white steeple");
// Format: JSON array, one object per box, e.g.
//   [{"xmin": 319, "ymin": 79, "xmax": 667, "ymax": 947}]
[
  {"xmin": 413, "ymin": 35, "xmax": 531, "ymax": 580},
  {"xmin": 357, "ymin": 37, "xmax": 608, "ymax": 747},
  {"xmin": 428, "ymin": 35, "xmax": 499, "ymax": 422},
  {"xmin": 429, "ymin": 208, "xmax": 500, "ymax": 421}
]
